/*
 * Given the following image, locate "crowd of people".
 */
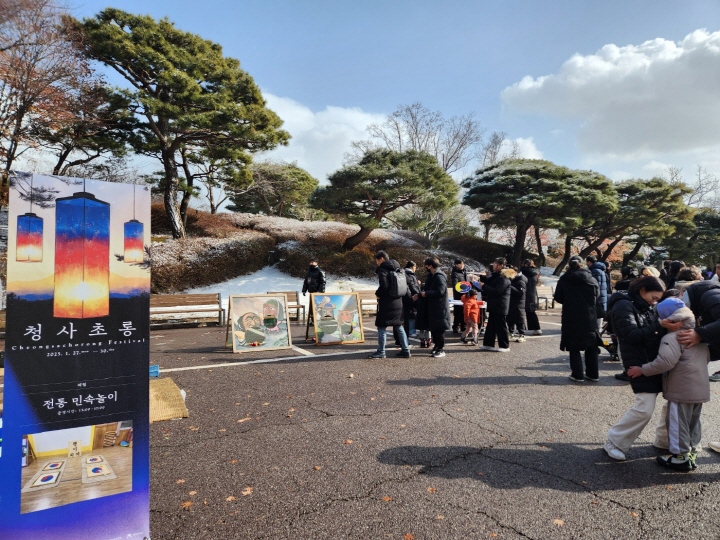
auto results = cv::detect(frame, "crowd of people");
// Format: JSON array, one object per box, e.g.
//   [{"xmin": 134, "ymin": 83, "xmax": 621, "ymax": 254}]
[{"xmin": 303, "ymin": 253, "xmax": 720, "ymax": 472}]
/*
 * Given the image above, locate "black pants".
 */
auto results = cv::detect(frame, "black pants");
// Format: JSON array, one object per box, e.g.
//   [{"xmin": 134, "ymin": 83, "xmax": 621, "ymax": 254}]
[
  {"xmin": 452, "ymin": 304, "xmax": 465, "ymax": 330},
  {"xmin": 507, "ymin": 309, "xmax": 527, "ymax": 335},
  {"xmin": 569, "ymin": 347, "xmax": 599, "ymax": 380},
  {"xmin": 431, "ymin": 330, "xmax": 445, "ymax": 351},
  {"xmin": 483, "ymin": 312, "xmax": 509, "ymax": 349},
  {"xmin": 526, "ymin": 310, "xmax": 540, "ymax": 331}
]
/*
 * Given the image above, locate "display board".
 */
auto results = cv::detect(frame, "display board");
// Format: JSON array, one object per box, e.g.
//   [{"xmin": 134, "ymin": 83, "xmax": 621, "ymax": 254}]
[
  {"xmin": 309, "ymin": 292, "xmax": 365, "ymax": 345},
  {"xmin": 228, "ymin": 294, "xmax": 293, "ymax": 353},
  {"xmin": 0, "ymin": 173, "xmax": 150, "ymax": 540}
]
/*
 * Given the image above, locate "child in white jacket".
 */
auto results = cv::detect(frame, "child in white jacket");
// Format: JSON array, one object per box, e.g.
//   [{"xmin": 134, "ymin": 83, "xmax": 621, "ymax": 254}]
[{"xmin": 628, "ymin": 297, "xmax": 710, "ymax": 472}]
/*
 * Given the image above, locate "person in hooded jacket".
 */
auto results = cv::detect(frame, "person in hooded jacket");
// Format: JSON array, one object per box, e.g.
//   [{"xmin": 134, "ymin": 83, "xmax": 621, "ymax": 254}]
[
  {"xmin": 521, "ymin": 259, "xmax": 542, "ymax": 335},
  {"xmin": 603, "ymin": 276, "xmax": 671, "ymax": 461},
  {"xmin": 554, "ymin": 256, "xmax": 601, "ymax": 382},
  {"xmin": 506, "ymin": 267, "xmax": 528, "ymax": 342},
  {"xmin": 479, "ymin": 257, "xmax": 511, "ymax": 352},
  {"xmin": 413, "ymin": 257, "xmax": 451, "ymax": 357},
  {"xmin": 368, "ymin": 251, "xmax": 410, "ymax": 359},
  {"xmin": 586, "ymin": 255, "xmax": 608, "ymax": 330},
  {"xmin": 677, "ymin": 279, "xmax": 720, "ymax": 452},
  {"xmin": 302, "ymin": 259, "xmax": 326, "ymax": 295}
]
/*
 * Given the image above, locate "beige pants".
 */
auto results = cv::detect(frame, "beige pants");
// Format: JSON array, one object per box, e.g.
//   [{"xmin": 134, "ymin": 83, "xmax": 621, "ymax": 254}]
[{"xmin": 607, "ymin": 393, "xmax": 669, "ymax": 453}]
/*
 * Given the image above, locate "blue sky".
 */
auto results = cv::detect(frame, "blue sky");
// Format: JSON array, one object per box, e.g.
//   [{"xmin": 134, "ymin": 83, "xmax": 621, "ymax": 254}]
[{"xmin": 74, "ymin": 1, "xmax": 720, "ymax": 187}]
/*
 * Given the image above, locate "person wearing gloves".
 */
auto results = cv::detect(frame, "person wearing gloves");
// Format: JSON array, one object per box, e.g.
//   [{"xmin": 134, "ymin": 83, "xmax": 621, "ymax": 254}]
[{"xmin": 628, "ymin": 297, "xmax": 710, "ymax": 472}]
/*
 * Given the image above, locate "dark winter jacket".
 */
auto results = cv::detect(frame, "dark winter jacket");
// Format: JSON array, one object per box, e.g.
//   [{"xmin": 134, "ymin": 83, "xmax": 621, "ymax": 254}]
[
  {"xmin": 684, "ymin": 280, "xmax": 720, "ymax": 360},
  {"xmin": 509, "ymin": 273, "xmax": 527, "ymax": 313},
  {"xmin": 375, "ymin": 260, "xmax": 404, "ymax": 327},
  {"xmin": 608, "ymin": 291, "xmax": 664, "ymax": 394},
  {"xmin": 480, "ymin": 271, "xmax": 511, "ymax": 315},
  {"xmin": 403, "ymin": 268, "xmax": 421, "ymax": 320},
  {"xmin": 554, "ymin": 267, "xmax": 600, "ymax": 352},
  {"xmin": 417, "ymin": 269, "xmax": 452, "ymax": 332},
  {"xmin": 450, "ymin": 266, "xmax": 468, "ymax": 300},
  {"xmin": 588, "ymin": 261, "xmax": 608, "ymax": 311},
  {"xmin": 520, "ymin": 266, "xmax": 540, "ymax": 312},
  {"xmin": 302, "ymin": 265, "xmax": 326, "ymax": 294}
]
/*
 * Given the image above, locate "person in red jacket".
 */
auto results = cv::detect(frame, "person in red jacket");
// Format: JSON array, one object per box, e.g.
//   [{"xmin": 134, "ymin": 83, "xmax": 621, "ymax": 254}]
[{"xmin": 460, "ymin": 289, "xmax": 480, "ymax": 345}]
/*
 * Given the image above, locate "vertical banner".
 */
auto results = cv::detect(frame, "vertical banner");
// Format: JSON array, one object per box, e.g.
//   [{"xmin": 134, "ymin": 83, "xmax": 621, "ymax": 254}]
[{"xmin": 0, "ymin": 173, "xmax": 151, "ymax": 540}]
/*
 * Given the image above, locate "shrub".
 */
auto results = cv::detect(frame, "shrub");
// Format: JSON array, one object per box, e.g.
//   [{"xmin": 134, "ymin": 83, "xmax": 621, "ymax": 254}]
[{"xmin": 438, "ymin": 235, "xmax": 536, "ymax": 267}]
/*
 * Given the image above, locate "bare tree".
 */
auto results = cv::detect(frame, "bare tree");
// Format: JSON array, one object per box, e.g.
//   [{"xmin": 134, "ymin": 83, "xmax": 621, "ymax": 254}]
[
  {"xmin": 351, "ymin": 102, "xmax": 485, "ymax": 175},
  {"xmin": 480, "ymin": 131, "xmax": 520, "ymax": 167},
  {"xmin": 668, "ymin": 165, "xmax": 720, "ymax": 209}
]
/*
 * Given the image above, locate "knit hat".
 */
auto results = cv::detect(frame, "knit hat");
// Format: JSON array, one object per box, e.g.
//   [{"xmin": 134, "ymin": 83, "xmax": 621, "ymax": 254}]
[{"xmin": 656, "ymin": 297, "xmax": 686, "ymax": 320}]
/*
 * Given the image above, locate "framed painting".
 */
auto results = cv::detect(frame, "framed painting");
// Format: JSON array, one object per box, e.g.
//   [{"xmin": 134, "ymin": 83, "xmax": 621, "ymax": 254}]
[
  {"xmin": 228, "ymin": 294, "xmax": 293, "ymax": 353},
  {"xmin": 309, "ymin": 292, "xmax": 365, "ymax": 345}
]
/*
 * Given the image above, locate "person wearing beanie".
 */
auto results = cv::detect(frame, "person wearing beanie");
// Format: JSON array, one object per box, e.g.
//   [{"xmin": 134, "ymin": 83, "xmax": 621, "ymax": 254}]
[{"xmin": 628, "ymin": 297, "xmax": 711, "ymax": 471}]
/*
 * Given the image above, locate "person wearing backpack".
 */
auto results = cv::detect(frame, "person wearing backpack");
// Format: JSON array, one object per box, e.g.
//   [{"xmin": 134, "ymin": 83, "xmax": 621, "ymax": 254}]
[{"xmin": 368, "ymin": 251, "xmax": 411, "ymax": 359}]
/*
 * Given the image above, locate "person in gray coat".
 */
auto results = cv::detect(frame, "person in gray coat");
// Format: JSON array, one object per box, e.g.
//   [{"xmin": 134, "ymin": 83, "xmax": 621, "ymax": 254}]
[{"xmin": 628, "ymin": 297, "xmax": 710, "ymax": 471}]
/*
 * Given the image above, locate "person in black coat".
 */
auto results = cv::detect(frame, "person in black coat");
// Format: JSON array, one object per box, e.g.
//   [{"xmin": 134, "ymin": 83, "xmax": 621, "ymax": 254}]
[
  {"xmin": 506, "ymin": 268, "xmax": 527, "ymax": 342},
  {"xmin": 521, "ymin": 259, "xmax": 542, "ymax": 335},
  {"xmin": 402, "ymin": 261, "xmax": 421, "ymax": 338},
  {"xmin": 450, "ymin": 259, "xmax": 468, "ymax": 333},
  {"xmin": 479, "ymin": 257, "xmax": 511, "ymax": 352},
  {"xmin": 677, "ymin": 280, "xmax": 720, "ymax": 376},
  {"xmin": 302, "ymin": 259, "xmax": 326, "ymax": 295},
  {"xmin": 586, "ymin": 256, "xmax": 608, "ymax": 329},
  {"xmin": 368, "ymin": 251, "xmax": 410, "ymax": 359},
  {"xmin": 553, "ymin": 256, "xmax": 601, "ymax": 382},
  {"xmin": 413, "ymin": 257, "xmax": 451, "ymax": 357},
  {"xmin": 603, "ymin": 276, "xmax": 669, "ymax": 461}
]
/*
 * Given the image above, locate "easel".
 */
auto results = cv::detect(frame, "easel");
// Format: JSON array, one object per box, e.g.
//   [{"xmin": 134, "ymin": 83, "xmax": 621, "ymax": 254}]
[{"xmin": 304, "ymin": 310, "xmax": 315, "ymax": 342}]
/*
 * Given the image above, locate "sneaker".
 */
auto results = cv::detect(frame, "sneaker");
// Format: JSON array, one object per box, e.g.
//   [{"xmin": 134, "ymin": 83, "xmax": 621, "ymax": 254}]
[
  {"xmin": 568, "ymin": 375, "xmax": 584, "ymax": 383},
  {"xmin": 472, "ymin": 339, "xmax": 479, "ymax": 345},
  {"xmin": 603, "ymin": 441, "xmax": 626, "ymax": 461},
  {"xmin": 614, "ymin": 372, "xmax": 631, "ymax": 382},
  {"xmin": 479, "ymin": 328, "xmax": 485, "ymax": 334},
  {"xmin": 367, "ymin": 352, "xmax": 386, "ymax": 359},
  {"xmin": 585, "ymin": 374, "xmax": 599, "ymax": 382},
  {"xmin": 429, "ymin": 348, "xmax": 437, "ymax": 357},
  {"xmin": 395, "ymin": 351, "xmax": 411, "ymax": 358},
  {"xmin": 710, "ymin": 371, "xmax": 720, "ymax": 382},
  {"xmin": 432, "ymin": 350, "xmax": 446, "ymax": 358},
  {"xmin": 514, "ymin": 335, "xmax": 526, "ymax": 343},
  {"xmin": 452, "ymin": 327, "xmax": 459, "ymax": 334},
  {"xmin": 533, "ymin": 329, "xmax": 542, "ymax": 335},
  {"xmin": 656, "ymin": 453, "xmax": 693, "ymax": 472},
  {"xmin": 497, "ymin": 348, "xmax": 510, "ymax": 352},
  {"xmin": 480, "ymin": 345, "xmax": 499, "ymax": 352},
  {"xmin": 460, "ymin": 336, "xmax": 468, "ymax": 344}
]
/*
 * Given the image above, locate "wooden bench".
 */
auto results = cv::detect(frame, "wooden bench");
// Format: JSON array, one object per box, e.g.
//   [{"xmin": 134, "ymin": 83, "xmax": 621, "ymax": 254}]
[
  {"xmin": 267, "ymin": 290, "xmax": 305, "ymax": 323},
  {"xmin": 356, "ymin": 289, "xmax": 378, "ymax": 317},
  {"xmin": 150, "ymin": 293, "xmax": 225, "ymax": 327},
  {"xmin": 535, "ymin": 285, "xmax": 555, "ymax": 310}
]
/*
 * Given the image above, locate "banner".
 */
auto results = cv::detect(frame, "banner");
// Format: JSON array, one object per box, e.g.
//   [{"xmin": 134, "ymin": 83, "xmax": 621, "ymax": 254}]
[{"xmin": 0, "ymin": 173, "xmax": 150, "ymax": 540}]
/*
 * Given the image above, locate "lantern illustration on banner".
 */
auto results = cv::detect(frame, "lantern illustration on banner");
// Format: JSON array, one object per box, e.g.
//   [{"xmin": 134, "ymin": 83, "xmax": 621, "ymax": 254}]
[
  {"xmin": 53, "ymin": 188, "xmax": 110, "ymax": 318},
  {"xmin": 123, "ymin": 185, "xmax": 144, "ymax": 263},
  {"xmin": 16, "ymin": 175, "xmax": 43, "ymax": 262}
]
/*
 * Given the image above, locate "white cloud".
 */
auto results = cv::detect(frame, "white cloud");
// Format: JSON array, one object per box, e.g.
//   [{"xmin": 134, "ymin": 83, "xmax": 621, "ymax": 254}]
[
  {"xmin": 259, "ymin": 93, "xmax": 385, "ymax": 182},
  {"xmin": 501, "ymin": 29, "xmax": 720, "ymax": 160},
  {"xmin": 508, "ymin": 137, "xmax": 543, "ymax": 159}
]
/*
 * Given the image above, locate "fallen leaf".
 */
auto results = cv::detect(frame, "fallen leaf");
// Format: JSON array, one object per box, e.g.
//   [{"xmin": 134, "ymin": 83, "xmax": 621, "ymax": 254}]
[
  {"xmin": 490, "ymin": 534, "xmax": 498, "ymax": 538},
  {"xmin": 313, "ymin": 466, "xmax": 322, "ymax": 471},
  {"xmin": 241, "ymin": 487, "xmax": 253, "ymax": 496},
  {"xmin": 181, "ymin": 501, "xmax": 193, "ymax": 510},
  {"xmin": 559, "ymin": 429, "xmax": 566, "ymax": 433},
  {"xmin": 238, "ymin": 418, "xmax": 251, "ymax": 423},
  {"xmin": 348, "ymin": 373, "xmax": 354, "ymax": 378},
  {"xmin": 219, "ymin": 428, "xmax": 227, "ymax": 432},
  {"xmin": 582, "ymin": 481, "xmax": 588, "ymax": 484},
  {"xmin": 546, "ymin": 438, "xmax": 552, "ymax": 442},
  {"xmin": 176, "ymin": 479, "xmax": 186, "ymax": 484},
  {"xmin": 189, "ymin": 426, "xmax": 199, "ymax": 431},
  {"xmin": 189, "ymin": 491, "xmax": 197, "ymax": 496},
  {"xmin": 203, "ymin": 500, "xmax": 208, "ymax": 505},
  {"xmin": 226, "ymin": 496, "xmax": 236, "ymax": 502},
  {"xmin": 381, "ymin": 496, "xmax": 392, "ymax": 501},
  {"xmin": 403, "ymin": 535, "xmax": 415, "ymax": 540},
  {"xmin": 630, "ymin": 512, "xmax": 639, "ymax": 517},
  {"xmin": 344, "ymin": 439, "xmax": 353, "ymax": 445},
  {"xmin": 263, "ymin": 403, "xmax": 269, "ymax": 406},
  {"xmin": 477, "ymin": 472, "xmax": 484, "ymax": 476},
  {"xmin": 230, "ymin": 460, "xmax": 238, "ymax": 464},
  {"xmin": 379, "ymin": 436, "xmax": 386, "ymax": 439},
  {"xmin": 427, "ymin": 487, "xmax": 437, "ymax": 493},
  {"xmin": 400, "ymin": 424, "xmax": 406, "ymax": 428},
  {"xmin": 370, "ymin": 397, "xmax": 376, "ymax": 401},
  {"xmin": 289, "ymin": 408, "xmax": 296, "ymax": 412},
  {"xmin": 552, "ymin": 519, "xmax": 565, "ymax": 527},
  {"xmin": 286, "ymin": 395, "xmax": 292, "ymax": 399},
  {"xmin": 667, "ymin": 486, "xmax": 674, "ymax": 490},
  {"xmin": 590, "ymin": 501, "xmax": 599, "ymax": 505},
  {"xmin": 436, "ymin": 515, "xmax": 444, "ymax": 520}
]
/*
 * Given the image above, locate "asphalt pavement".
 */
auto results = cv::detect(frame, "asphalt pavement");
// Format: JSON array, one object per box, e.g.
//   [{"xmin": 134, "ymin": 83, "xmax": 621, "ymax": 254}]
[{"xmin": 149, "ymin": 312, "xmax": 720, "ymax": 539}]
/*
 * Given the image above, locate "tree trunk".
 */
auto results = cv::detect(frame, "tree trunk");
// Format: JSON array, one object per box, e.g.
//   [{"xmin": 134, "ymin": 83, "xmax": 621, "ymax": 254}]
[
  {"xmin": 600, "ymin": 237, "xmax": 623, "ymax": 262},
  {"xmin": 622, "ymin": 239, "xmax": 643, "ymax": 266},
  {"xmin": 533, "ymin": 225, "xmax": 546, "ymax": 267},
  {"xmin": 342, "ymin": 226, "xmax": 374, "ymax": 251},
  {"xmin": 163, "ymin": 149, "xmax": 185, "ymax": 239},
  {"xmin": 553, "ymin": 234, "xmax": 573, "ymax": 276},
  {"xmin": 512, "ymin": 224, "xmax": 529, "ymax": 267}
]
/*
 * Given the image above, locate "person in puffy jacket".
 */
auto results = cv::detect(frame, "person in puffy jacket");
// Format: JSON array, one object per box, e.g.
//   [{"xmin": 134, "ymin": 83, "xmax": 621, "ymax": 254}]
[
  {"xmin": 603, "ymin": 276, "xmax": 670, "ymax": 461},
  {"xmin": 302, "ymin": 259, "xmax": 326, "ymax": 295},
  {"xmin": 402, "ymin": 261, "xmax": 421, "ymax": 338},
  {"xmin": 460, "ymin": 289, "xmax": 480, "ymax": 345},
  {"xmin": 368, "ymin": 251, "xmax": 410, "ymax": 359},
  {"xmin": 628, "ymin": 297, "xmax": 710, "ymax": 471},
  {"xmin": 413, "ymin": 257, "xmax": 451, "ymax": 357},
  {"xmin": 521, "ymin": 259, "xmax": 542, "ymax": 335},
  {"xmin": 554, "ymin": 256, "xmax": 600, "ymax": 383},
  {"xmin": 586, "ymin": 255, "xmax": 607, "ymax": 330},
  {"xmin": 478, "ymin": 257, "xmax": 511, "ymax": 352},
  {"xmin": 506, "ymin": 267, "xmax": 527, "ymax": 342}
]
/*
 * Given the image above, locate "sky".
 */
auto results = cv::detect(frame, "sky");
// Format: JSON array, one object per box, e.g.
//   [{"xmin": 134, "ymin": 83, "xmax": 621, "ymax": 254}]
[{"xmin": 72, "ymin": 1, "xmax": 720, "ymax": 188}]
